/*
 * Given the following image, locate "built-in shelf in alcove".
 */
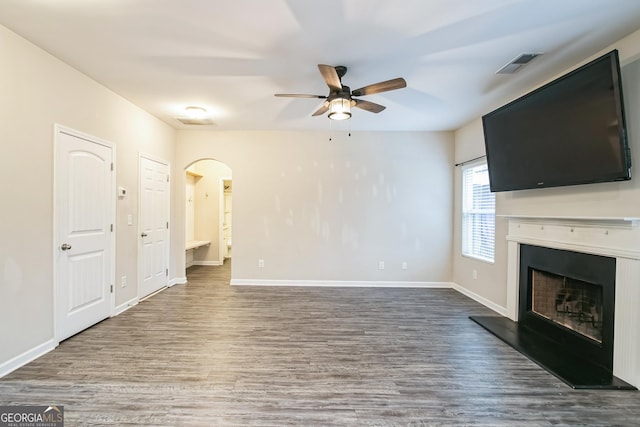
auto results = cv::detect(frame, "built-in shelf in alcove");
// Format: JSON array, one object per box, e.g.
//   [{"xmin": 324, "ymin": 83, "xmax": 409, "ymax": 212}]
[
  {"xmin": 185, "ymin": 240, "xmax": 210, "ymax": 251},
  {"xmin": 186, "ymin": 170, "xmax": 203, "ymax": 178}
]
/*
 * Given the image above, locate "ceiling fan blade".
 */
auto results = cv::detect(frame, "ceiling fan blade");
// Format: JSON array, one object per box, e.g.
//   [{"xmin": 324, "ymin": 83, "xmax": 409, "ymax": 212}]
[
  {"xmin": 318, "ymin": 64, "xmax": 342, "ymax": 92},
  {"xmin": 352, "ymin": 77, "xmax": 407, "ymax": 97},
  {"xmin": 275, "ymin": 93, "xmax": 326, "ymax": 99},
  {"xmin": 353, "ymin": 99, "xmax": 386, "ymax": 113},
  {"xmin": 312, "ymin": 101, "xmax": 330, "ymax": 116}
]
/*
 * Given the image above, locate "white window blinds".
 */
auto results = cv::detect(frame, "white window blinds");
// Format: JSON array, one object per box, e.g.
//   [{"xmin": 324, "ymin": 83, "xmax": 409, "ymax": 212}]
[{"xmin": 462, "ymin": 163, "xmax": 495, "ymax": 262}]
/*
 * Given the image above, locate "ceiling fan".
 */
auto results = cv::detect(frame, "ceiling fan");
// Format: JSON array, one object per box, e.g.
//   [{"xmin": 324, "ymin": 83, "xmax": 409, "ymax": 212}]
[{"xmin": 275, "ymin": 64, "xmax": 407, "ymax": 120}]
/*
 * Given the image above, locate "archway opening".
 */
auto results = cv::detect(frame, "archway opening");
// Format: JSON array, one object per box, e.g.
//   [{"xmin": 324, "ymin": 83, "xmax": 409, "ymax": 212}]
[{"xmin": 184, "ymin": 159, "xmax": 232, "ymax": 269}]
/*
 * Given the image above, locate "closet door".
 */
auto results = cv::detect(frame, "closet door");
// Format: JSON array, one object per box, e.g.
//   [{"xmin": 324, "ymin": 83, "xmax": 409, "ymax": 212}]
[
  {"xmin": 55, "ymin": 126, "xmax": 114, "ymax": 341},
  {"xmin": 139, "ymin": 155, "xmax": 170, "ymax": 298}
]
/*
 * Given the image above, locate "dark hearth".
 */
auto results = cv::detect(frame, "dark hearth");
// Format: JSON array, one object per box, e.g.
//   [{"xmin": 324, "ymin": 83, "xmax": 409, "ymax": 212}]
[{"xmin": 470, "ymin": 315, "xmax": 635, "ymax": 389}]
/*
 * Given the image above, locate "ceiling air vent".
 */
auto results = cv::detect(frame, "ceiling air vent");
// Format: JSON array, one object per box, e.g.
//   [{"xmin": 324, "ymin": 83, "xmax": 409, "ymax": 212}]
[
  {"xmin": 496, "ymin": 52, "xmax": 543, "ymax": 74},
  {"xmin": 176, "ymin": 117, "xmax": 215, "ymax": 126}
]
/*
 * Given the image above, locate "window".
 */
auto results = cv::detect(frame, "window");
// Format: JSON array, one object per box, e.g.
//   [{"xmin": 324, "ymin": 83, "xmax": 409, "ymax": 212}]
[{"xmin": 462, "ymin": 162, "xmax": 495, "ymax": 262}]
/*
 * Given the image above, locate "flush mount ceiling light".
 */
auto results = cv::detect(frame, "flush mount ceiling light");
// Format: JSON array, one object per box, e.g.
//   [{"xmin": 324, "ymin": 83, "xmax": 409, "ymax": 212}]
[
  {"xmin": 185, "ymin": 106, "xmax": 207, "ymax": 119},
  {"xmin": 176, "ymin": 106, "xmax": 215, "ymax": 126},
  {"xmin": 328, "ymin": 98, "xmax": 352, "ymax": 120}
]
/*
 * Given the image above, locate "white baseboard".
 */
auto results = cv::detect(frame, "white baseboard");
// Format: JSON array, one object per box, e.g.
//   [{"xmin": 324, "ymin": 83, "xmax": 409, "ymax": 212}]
[
  {"xmin": 230, "ymin": 279, "xmax": 454, "ymax": 288},
  {"xmin": 139, "ymin": 287, "xmax": 168, "ymax": 302},
  {"xmin": 169, "ymin": 277, "xmax": 187, "ymax": 286},
  {"xmin": 114, "ymin": 297, "xmax": 139, "ymax": 316},
  {"xmin": 193, "ymin": 261, "xmax": 223, "ymax": 266},
  {"xmin": 451, "ymin": 283, "xmax": 508, "ymax": 316},
  {"xmin": 0, "ymin": 339, "xmax": 57, "ymax": 379}
]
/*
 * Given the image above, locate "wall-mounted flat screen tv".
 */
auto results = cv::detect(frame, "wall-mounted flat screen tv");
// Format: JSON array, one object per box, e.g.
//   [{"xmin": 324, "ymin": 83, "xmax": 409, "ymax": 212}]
[{"xmin": 482, "ymin": 49, "xmax": 630, "ymax": 192}]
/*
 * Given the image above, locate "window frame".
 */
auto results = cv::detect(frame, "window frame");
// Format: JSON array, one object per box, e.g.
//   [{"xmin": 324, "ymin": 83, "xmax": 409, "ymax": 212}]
[{"xmin": 461, "ymin": 161, "xmax": 496, "ymax": 264}]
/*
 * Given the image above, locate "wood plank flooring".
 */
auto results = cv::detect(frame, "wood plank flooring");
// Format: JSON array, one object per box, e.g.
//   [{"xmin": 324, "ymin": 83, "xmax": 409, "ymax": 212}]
[{"xmin": 1, "ymin": 262, "xmax": 639, "ymax": 426}]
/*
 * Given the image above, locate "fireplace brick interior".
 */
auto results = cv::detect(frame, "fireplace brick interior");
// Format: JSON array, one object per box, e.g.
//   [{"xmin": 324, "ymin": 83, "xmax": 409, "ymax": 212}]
[{"xmin": 531, "ymin": 269, "xmax": 603, "ymax": 343}]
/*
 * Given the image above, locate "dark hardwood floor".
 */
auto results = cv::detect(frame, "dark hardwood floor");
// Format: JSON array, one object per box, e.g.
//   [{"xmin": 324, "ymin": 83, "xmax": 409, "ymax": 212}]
[{"xmin": 1, "ymin": 262, "xmax": 639, "ymax": 426}]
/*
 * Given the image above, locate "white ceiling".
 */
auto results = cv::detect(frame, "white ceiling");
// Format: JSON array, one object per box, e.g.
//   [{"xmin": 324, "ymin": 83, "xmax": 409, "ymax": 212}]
[{"xmin": 2, "ymin": 0, "xmax": 640, "ymax": 132}]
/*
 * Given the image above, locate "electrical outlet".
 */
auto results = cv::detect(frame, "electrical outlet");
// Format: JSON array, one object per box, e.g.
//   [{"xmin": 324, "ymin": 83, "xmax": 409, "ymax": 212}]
[
  {"xmin": 473, "ymin": 269, "xmax": 478, "ymax": 280},
  {"xmin": 379, "ymin": 261, "xmax": 385, "ymax": 270},
  {"xmin": 121, "ymin": 276, "xmax": 127, "ymax": 288},
  {"xmin": 258, "ymin": 259, "xmax": 264, "ymax": 268},
  {"xmin": 402, "ymin": 262, "xmax": 408, "ymax": 270}
]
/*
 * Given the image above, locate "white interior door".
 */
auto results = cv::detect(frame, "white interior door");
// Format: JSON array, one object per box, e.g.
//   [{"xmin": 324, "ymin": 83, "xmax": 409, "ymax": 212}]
[
  {"xmin": 139, "ymin": 156, "xmax": 170, "ymax": 298},
  {"xmin": 55, "ymin": 127, "xmax": 114, "ymax": 341}
]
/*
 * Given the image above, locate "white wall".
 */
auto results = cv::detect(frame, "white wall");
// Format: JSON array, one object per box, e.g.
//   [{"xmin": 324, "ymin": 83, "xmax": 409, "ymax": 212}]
[
  {"xmin": 0, "ymin": 25, "xmax": 175, "ymax": 370},
  {"xmin": 176, "ymin": 131, "xmax": 455, "ymax": 284},
  {"xmin": 453, "ymin": 29, "xmax": 640, "ymax": 311}
]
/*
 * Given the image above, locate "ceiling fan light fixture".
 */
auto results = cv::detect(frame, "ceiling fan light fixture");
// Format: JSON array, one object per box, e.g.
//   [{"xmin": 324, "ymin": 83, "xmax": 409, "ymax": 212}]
[
  {"xmin": 275, "ymin": 65, "xmax": 405, "ymax": 119},
  {"xmin": 328, "ymin": 98, "xmax": 351, "ymax": 120}
]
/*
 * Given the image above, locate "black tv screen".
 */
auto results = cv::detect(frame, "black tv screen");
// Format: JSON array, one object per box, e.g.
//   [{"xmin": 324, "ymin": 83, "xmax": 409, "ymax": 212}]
[{"xmin": 482, "ymin": 50, "xmax": 631, "ymax": 192}]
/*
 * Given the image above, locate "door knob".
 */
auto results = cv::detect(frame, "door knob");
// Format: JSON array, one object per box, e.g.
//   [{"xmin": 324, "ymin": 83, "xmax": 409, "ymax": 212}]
[
  {"xmin": 60, "ymin": 243, "xmax": 72, "ymax": 251},
  {"xmin": 141, "ymin": 232, "xmax": 148, "ymax": 237}
]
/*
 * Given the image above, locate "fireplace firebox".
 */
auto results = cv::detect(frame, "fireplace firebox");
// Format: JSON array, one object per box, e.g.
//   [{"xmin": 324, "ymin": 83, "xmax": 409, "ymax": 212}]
[{"xmin": 531, "ymin": 269, "xmax": 603, "ymax": 343}]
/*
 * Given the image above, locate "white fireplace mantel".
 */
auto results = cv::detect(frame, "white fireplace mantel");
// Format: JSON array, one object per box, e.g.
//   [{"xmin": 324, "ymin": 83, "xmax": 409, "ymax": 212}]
[
  {"xmin": 503, "ymin": 215, "xmax": 640, "ymax": 388},
  {"xmin": 499, "ymin": 215, "xmax": 640, "ymax": 225},
  {"xmin": 501, "ymin": 215, "xmax": 640, "ymax": 260}
]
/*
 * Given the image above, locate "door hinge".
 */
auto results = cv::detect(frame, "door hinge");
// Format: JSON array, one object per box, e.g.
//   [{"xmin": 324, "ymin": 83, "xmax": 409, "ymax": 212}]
[
  {"xmin": 167, "ymin": 174, "xmax": 170, "ymax": 183},
  {"xmin": 166, "ymin": 221, "xmax": 169, "ymax": 229},
  {"xmin": 111, "ymin": 162, "xmax": 114, "ymax": 171},
  {"xmin": 110, "ymin": 284, "xmax": 114, "ymax": 293},
  {"xmin": 110, "ymin": 224, "xmax": 114, "ymax": 232},
  {"xmin": 165, "ymin": 268, "xmax": 169, "ymax": 277}
]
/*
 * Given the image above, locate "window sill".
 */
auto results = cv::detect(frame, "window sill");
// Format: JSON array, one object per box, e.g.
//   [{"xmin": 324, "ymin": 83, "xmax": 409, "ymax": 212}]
[{"xmin": 462, "ymin": 253, "xmax": 495, "ymax": 265}]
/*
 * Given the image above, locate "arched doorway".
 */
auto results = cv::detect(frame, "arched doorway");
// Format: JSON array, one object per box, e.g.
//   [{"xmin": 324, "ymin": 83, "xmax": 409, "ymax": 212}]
[{"xmin": 184, "ymin": 159, "xmax": 232, "ymax": 269}]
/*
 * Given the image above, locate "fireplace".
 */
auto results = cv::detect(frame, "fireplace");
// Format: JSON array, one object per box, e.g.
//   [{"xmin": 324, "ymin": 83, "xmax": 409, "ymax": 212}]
[
  {"xmin": 470, "ymin": 215, "xmax": 640, "ymax": 390},
  {"xmin": 518, "ymin": 244, "xmax": 615, "ymax": 372}
]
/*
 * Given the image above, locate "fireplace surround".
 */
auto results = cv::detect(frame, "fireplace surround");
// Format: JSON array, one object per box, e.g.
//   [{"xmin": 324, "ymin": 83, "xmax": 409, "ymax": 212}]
[
  {"xmin": 471, "ymin": 216, "xmax": 640, "ymax": 389},
  {"xmin": 519, "ymin": 244, "xmax": 615, "ymax": 373}
]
